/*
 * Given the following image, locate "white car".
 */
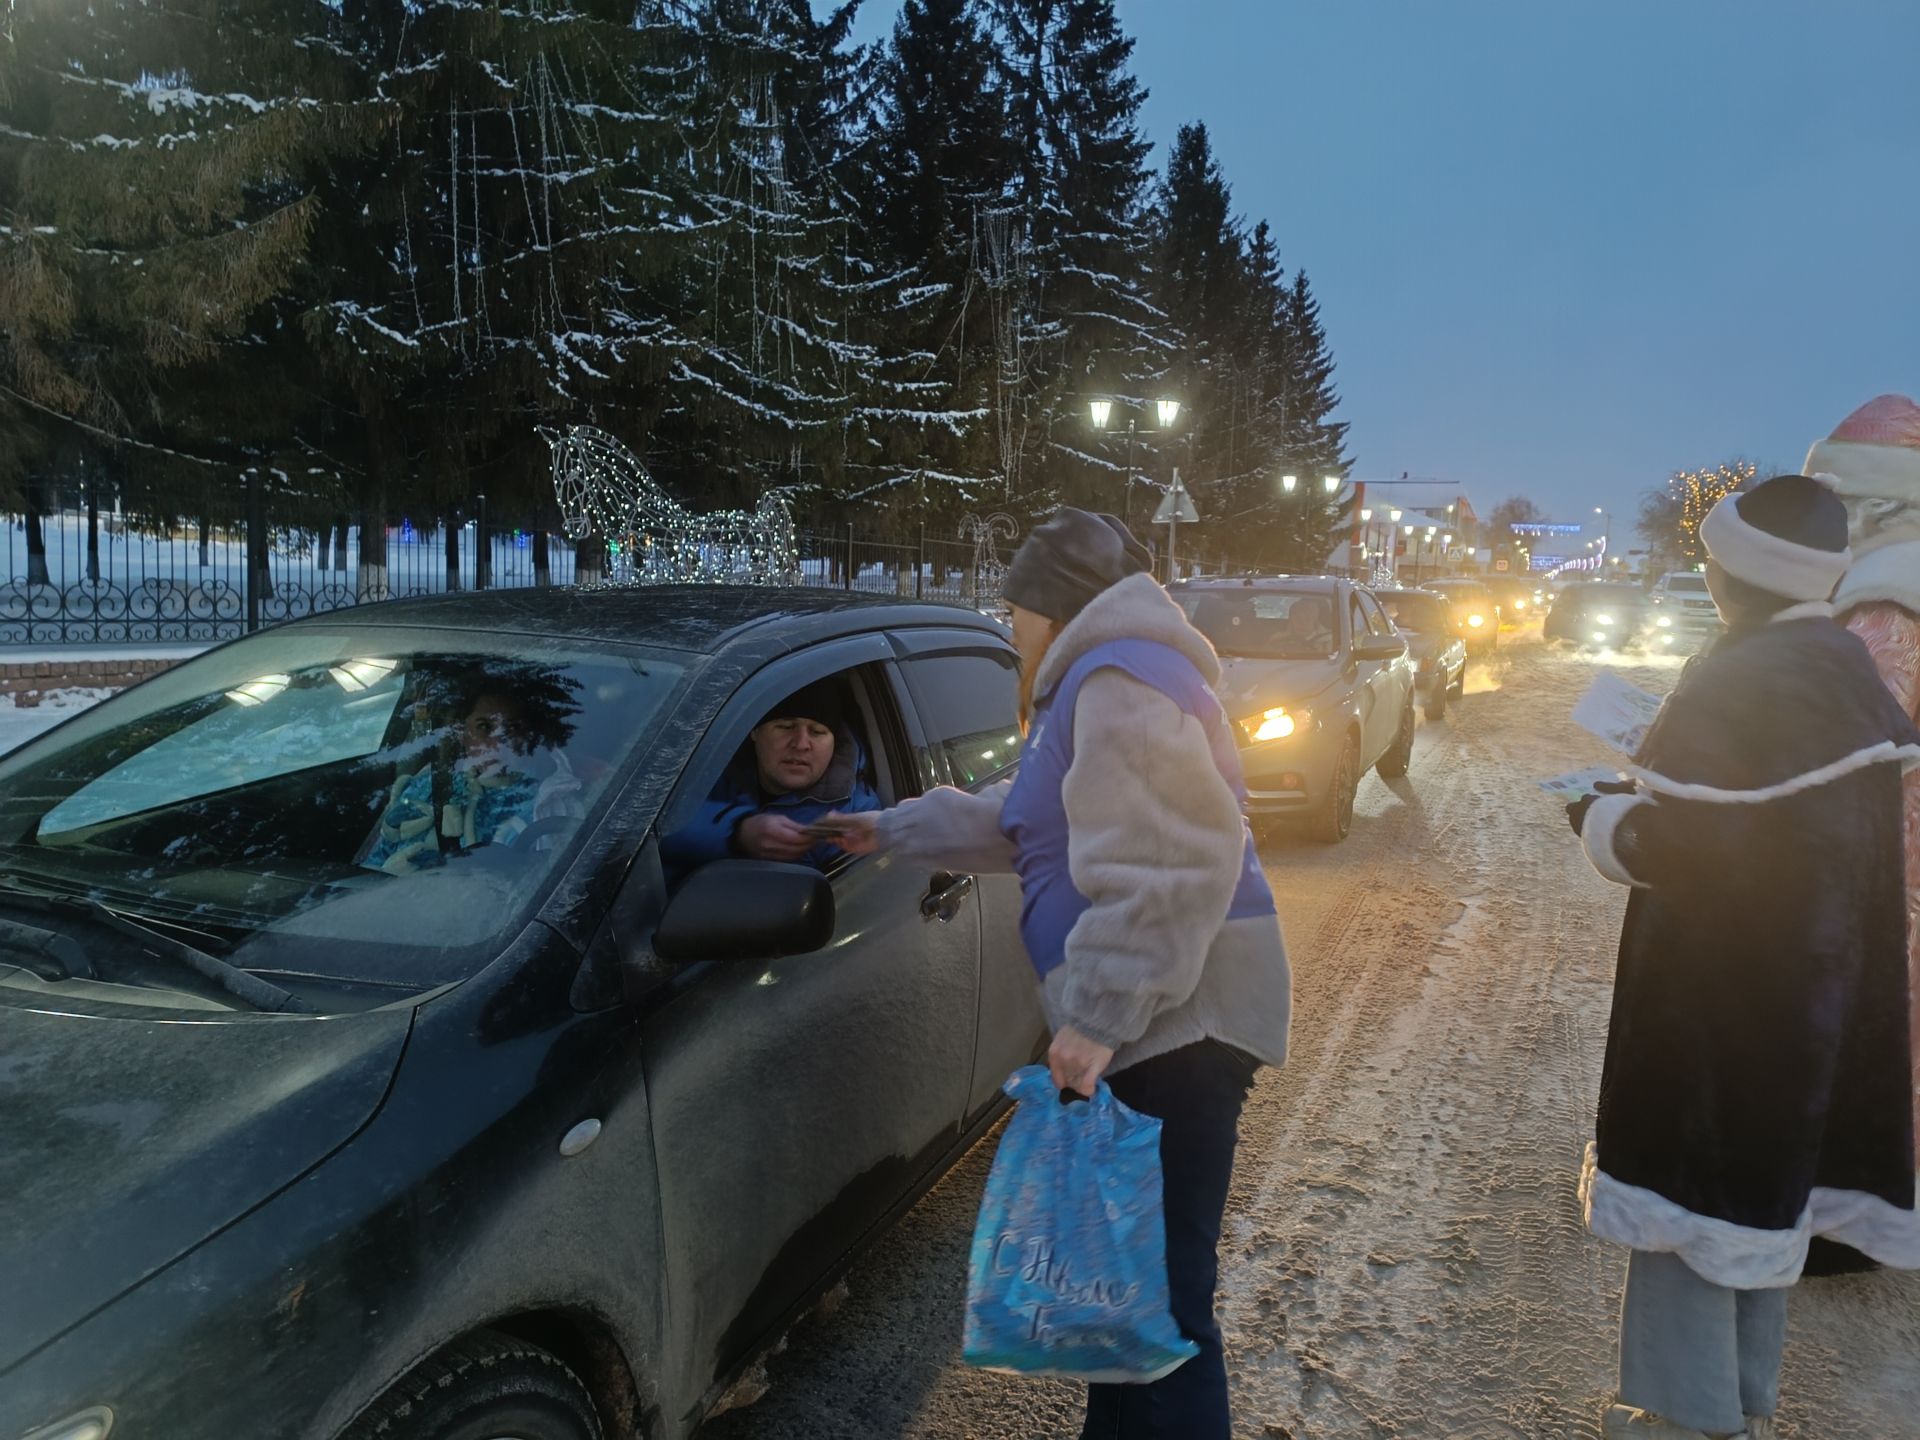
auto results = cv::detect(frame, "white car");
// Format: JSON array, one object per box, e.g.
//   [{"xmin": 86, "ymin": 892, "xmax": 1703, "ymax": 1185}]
[{"xmin": 1650, "ymin": 570, "xmax": 1722, "ymax": 647}]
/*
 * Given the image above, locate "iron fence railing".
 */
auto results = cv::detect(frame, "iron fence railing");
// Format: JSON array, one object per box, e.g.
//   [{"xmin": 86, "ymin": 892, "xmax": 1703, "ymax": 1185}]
[{"xmin": 0, "ymin": 493, "xmax": 1233, "ymax": 646}]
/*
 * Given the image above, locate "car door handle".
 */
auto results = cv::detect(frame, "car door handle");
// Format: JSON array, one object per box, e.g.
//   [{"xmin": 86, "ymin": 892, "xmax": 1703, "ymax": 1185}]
[{"xmin": 920, "ymin": 871, "xmax": 975, "ymax": 923}]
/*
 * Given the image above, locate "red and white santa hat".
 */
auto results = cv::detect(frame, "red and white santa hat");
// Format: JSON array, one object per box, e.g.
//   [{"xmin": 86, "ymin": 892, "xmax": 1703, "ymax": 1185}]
[{"xmin": 1804, "ymin": 394, "xmax": 1920, "ymax": 503}]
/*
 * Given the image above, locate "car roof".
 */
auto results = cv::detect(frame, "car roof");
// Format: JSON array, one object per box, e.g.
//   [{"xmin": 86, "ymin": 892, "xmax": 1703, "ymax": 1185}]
[
  {"xmin": 1371, "ymin": 587, "xmax": 1445, "ymax": 599},
  {"xmin": 1169, "ymin": 574, "xmax": 1344, "ymax": 593},
  {"xmin": 1425, "ymin": 577, "xmax": 1489, "ymax": 590},
  {"xmin": 271, "ymin": 584, "xmax": 1005, "ymax": 660}
]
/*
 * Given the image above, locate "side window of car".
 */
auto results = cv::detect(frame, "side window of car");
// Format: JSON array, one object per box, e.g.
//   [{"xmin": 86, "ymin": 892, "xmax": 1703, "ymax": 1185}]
[
  {"xmin": 657, "ymin": 662, "xmax": 900, "ymax": 886},
  {"xmin": 901, "ymin": 651, "xmax": 1023, "ymax": 791}
]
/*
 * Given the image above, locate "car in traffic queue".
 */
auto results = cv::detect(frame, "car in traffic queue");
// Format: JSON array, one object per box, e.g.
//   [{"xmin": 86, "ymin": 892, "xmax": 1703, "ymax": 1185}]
[
  {"xmin": 1649, "ymin": 569, "xmax": 1723, "ymax": 649},
  {"xmin": 0, "ymin": 587, "xmax": 1048, "ymax": 1440},
  {"xmin": 1169, "ymin": 576, "xmax": 1416, "ymax": 844},
  {"xmin": 1544, "ymin": 580, "xmax": 1663, "ymax": 652},
  {"xmin": 1372, "ymin": 587, "xmax": 1468, "ymax": 721},
  {"xmin": 1420, "ymin": 577, "xmax": 1501, "ymax": 657},
  {"xmin": 1481, "ymin": 573, "xmax": 1538, "ymax": 626}
]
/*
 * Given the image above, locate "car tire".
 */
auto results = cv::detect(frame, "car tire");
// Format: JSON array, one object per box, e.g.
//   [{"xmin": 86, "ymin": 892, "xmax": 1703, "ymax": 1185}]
[
  {"xmin": 1377, "ymin": 703, "xmax": 1415, "ymax": 779},
  {"xmin": 1310, "ymin": 735, "xmax": 1359, "ymax": 844},
  {"xmin": 1425, "ymin": 680, "xmax": 1448, "ymax": 723},
  {"xmin": 1449, "ymin": 666, "xmax": 1467, "ymax": 699},
  {"xmin": 340, "ymin": 1330, "xmax": 603, "ymax": 1440}
]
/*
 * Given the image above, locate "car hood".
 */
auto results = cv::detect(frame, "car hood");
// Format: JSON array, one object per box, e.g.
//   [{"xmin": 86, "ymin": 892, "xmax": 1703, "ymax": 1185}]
[
  {"xmin": 0, "ymin": 997, "xmax": 411, "ymax": 1373},
  {"xmin": 1215, "ymin": 654, "xmax": 1344, "ymax": 715}
]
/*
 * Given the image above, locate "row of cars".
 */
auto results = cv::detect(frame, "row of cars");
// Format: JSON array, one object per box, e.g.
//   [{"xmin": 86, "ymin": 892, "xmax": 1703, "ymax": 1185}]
[{"xmin": 1542, "ymin": 571, "xmax": 1721, "ymax": 652}]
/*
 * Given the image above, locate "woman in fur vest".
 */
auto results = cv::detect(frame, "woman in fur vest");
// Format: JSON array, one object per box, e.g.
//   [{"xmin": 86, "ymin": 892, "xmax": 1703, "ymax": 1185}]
[
  {"xmin": 1569, "ymin": 475, "xmax": 1920, "ymax": 1440},
  {"xmin": 832, "ymin": 508, "xmax": 1291, "ymax": 1439}
]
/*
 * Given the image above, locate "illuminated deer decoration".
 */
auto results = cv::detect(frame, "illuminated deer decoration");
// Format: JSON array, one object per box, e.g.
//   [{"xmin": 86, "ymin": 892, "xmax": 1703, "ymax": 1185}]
[{"xmin": 540, "ymin": 425, "xmax": 798, "ymax": 586}]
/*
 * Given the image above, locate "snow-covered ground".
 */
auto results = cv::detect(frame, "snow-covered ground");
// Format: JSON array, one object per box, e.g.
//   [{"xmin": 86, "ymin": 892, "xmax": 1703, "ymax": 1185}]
[
  {"xmin": 0, "ymin": 688, "xmax": 112, "ymax": 755},
  {"xmin": 707, "ymin": 633, "xmax": 1920, "ymax": 1440}
]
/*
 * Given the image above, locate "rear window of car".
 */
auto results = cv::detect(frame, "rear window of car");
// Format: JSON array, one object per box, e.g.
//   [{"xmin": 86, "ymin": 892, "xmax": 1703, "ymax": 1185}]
[{"xmin": 1376, "ymin": 594, "xmax": 1448, "ymax": 632}]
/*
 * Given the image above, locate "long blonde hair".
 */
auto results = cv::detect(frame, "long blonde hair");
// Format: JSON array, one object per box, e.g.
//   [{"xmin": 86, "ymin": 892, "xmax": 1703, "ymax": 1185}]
[{"xmin": 1016, "ymin": 619, "xmax": 1065, "ymax": 732}]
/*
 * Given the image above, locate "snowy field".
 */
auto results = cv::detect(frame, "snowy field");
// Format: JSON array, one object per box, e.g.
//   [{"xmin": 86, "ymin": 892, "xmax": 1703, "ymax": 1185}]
[{"xmin": 703, "ymin": 633, "xmax": 1920, "ymax": 1440}]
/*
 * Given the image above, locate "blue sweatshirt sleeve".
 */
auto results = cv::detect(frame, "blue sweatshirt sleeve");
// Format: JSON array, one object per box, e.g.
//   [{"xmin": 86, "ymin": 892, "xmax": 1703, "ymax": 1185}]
[{"xmin": 660, "ymin": 789, "xmax": 758, "ymax": 871}]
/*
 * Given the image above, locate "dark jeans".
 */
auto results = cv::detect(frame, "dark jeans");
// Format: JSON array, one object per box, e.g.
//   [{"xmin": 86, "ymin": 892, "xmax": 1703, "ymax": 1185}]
[{"xmin": 1081, "ymin": 1039, "xmax": 1259, "ymax": 1440}]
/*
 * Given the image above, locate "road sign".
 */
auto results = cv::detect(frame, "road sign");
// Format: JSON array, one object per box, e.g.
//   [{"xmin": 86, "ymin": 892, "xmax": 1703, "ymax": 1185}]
[{"xmin": 1152, "ymin": 473, "xmax": 1199, "ymax": 525}]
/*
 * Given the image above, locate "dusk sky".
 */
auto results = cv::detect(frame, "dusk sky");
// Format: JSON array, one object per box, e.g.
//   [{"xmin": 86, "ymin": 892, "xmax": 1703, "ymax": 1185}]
[{"xmin": 845, "ymin": 1, "xmax": 1920, "ymax": 528}]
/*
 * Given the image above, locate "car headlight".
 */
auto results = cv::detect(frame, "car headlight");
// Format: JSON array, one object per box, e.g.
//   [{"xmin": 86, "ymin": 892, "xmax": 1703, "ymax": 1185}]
[
  {"xmin": 1510, "ymin": 599, "xmax": 1526, "ymax": 612},
  {"xmin": 1241, "ymin": 705, "xmax": 1309, "ymax": 743},
  {"xmin": 1656, "ymin": 615, "xmax": 1672, "ymax": 628},
  {"xmin": 1591, "ymin": 630, "xmax": 1609, "ymax": 643},
  {"xmin": 1594, "ymin": 613, "xmax": 1615, "ymax": 626},
  {"xmin": 21, "ymin": 1409, "xmax": 114, "ymax": 1440},
  {"xmin": 1466, "ymin": 613, "xmax": 1486, "ymax": 628}
]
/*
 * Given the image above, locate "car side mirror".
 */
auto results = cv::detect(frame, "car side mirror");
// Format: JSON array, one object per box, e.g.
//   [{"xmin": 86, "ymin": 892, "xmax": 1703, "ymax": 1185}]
[
  {"xmin": 1355, "ymin": 636, "xmax": 1407, "ymax": 662},
  {"xmin": 653, "ymin": 860, "xmax": 835, "ymax": 964}
]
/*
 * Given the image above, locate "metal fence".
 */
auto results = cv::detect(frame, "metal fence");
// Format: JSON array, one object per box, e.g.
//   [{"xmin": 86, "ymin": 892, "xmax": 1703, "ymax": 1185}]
[
  {"xmin": 0, "ymin": 501, "xmax": 1023, "ymax": 645},
  {"xmin": 0, "ymin": 478, "xmax": 1248, "ymax": 646}
]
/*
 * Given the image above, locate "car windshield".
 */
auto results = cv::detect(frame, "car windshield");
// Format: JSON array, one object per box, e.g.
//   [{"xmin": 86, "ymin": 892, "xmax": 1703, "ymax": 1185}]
[
  {"xmin": 0, "ymin": 626, "xmax": 684, "ymax": 1007},
  {"xmin": 1663, "ymin": 575, "xmax": 1709, "ymax": 593},
  {"xmin": 1377, "ymin": 594, "xmax": 1448, "ymax": 633},
  {"xmin": 1565, "ymin": 585, "xmax": 1647, "ymax": 607},
  {"xmin": 1177, "ymin": 588, "xmax": 1337, "ymax": 659}
]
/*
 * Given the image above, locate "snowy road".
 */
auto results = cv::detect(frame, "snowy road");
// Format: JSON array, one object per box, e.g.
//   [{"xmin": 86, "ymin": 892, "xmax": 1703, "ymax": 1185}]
[{"xmin": 711, "ymin": 636, "xmax": 1920, "ymax": 1440}]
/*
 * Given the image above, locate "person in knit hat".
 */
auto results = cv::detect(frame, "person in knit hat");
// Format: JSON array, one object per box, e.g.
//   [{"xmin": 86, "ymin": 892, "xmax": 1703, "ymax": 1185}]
[
  {"xmin": 1566, "ymin": 475, "xmax": 1920, "ymax": 1439},
  {"xmin": 830, "ymin": 507, "xmax": 1290, "ymax": 1439},
  {"xmin": 1809, "ymin": 396, "xmax": 1920, "ymax": 1217}
]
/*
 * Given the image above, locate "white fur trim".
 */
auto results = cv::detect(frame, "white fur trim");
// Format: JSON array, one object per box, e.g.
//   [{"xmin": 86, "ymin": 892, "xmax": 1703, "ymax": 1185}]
[
  {"xmin": 1630, "ymin": 741, "xmax": 1920, "ymax": 805},
  {"xmin": 1805, "ymin": 438, "xmax": 1920, "ymax": 503},
  {"xmin": 1581, "ymin": 1145, "xmax": 1920, "ymax": 1288},
  {"xmin": 1033, "ymin": 572, "xmax": 1220, "ymax": 699},
  {"xmin": 1769, "ymin": 600, "xmax": 1833, "ymax": 623},
  {"xmin": 1699, "ymin": 496, "xmax": 1850, "ymax": 603},
  {"xmin": 1581, "ymin": 792, "xmax": 1647, "ymax": 887},
  {"xmin": 1836, "ymin": 540, "xmax": 1920, "ymax": 613}
]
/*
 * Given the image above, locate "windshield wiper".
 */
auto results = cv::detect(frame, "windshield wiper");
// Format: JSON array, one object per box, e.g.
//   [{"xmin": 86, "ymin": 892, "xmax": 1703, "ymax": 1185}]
[
  {"xmin": 0, "ymin": 915, "xmax": 95, "ymax": 981},
  {"xmin": 0, "ymin": 878, "xmax": 311, "ymax": 1013}
]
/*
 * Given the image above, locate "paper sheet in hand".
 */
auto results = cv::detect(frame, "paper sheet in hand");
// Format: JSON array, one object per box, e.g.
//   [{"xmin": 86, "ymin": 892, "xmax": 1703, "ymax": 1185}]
[
  {"xmin": 1571, "ymin": 670, "xmax": 1664, "ymax": 756},
  {"xmin": 1538, "ymin": 766, "xmax": 1627, "ymax": 802}
]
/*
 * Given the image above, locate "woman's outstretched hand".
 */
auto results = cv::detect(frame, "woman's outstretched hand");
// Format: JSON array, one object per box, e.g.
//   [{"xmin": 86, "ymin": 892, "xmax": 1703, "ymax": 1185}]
[
  {"xmin": 1049, "ymin": 1026, "xmax": 1116, "ymax": 1098},
  {"xmin": 820, "ymin": 810, "xmax": 882, "ymax": 856}
]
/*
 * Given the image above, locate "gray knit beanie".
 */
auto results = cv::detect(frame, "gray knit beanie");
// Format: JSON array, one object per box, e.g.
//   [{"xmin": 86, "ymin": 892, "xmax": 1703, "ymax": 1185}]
[{"xmin": 1002, "ymin": 509, "xmax": 1150, "ymax": 623}]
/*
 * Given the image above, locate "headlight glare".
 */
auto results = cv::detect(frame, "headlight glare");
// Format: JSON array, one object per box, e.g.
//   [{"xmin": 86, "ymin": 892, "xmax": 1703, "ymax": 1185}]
[
  {"xmin": 1595, "ymin": 613, "xmax": 1615, "ymax": 626},
  {"xmin": 1656, "ymin": 615, "xmax": 1673, "ymax": 628},
  {"xmin": 1241, "ymin": 706, "xmax": 1307, "ymax": 743},
  {"xmin": 1466, "ymin": 613, "xmax": 1486, "ymax": 628}
]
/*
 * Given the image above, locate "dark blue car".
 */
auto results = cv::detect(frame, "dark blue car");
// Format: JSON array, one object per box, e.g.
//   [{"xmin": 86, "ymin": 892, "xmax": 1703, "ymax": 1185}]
[{"xmin": 0, "ymin": 587, "xmax": 1044, "ymax": 1440}]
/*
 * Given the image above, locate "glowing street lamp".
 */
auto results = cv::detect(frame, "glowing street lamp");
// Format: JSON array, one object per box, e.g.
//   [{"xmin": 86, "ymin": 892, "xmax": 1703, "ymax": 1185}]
[
  {"xmin": 1281, "ymin": 474, "xmax": 1298, "ymax": 494},
  {"xmin": 1323, "ymin": 474, "xmax": 1342, "ymax": 494},
  {"xmin": 1090, "ymin": 395, "xmax": 1183, "ymax": 524}
]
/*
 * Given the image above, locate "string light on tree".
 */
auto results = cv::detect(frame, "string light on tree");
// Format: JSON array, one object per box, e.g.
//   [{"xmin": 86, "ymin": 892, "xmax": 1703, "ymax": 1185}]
[{"xmin": 1671, "ymin": 460, "xmax": 1757, "ymax": 564}]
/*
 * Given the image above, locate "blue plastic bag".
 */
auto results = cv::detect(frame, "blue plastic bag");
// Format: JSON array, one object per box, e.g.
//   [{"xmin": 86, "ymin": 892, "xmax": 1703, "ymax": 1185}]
[{"xmin": 963, "ymin": 1065, "xmax": 1200, "ymax": 1382}]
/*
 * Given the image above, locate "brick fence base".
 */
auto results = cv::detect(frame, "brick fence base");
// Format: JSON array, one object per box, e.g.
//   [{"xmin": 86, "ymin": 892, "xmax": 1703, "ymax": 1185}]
[{"xmin": 0, "ymin": 658, "xmax": 180, "ymax": 706}]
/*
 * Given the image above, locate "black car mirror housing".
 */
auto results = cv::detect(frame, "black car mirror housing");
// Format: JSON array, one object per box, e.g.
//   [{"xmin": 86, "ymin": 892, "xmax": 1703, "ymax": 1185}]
[{"xmin": 653, "ymin": 860, "xmax": 835, "ymax": 964}]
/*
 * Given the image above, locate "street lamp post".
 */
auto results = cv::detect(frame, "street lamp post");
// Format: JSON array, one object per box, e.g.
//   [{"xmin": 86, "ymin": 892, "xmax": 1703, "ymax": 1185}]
[
  {"xmin": 1090, "ymin": 396, "xmax": 1181, "ymax": 526},
  {"xmin": 1594, "ymin": 506, "xmax": 1612, "ymax": 560}
]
